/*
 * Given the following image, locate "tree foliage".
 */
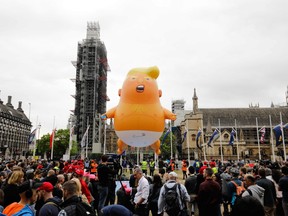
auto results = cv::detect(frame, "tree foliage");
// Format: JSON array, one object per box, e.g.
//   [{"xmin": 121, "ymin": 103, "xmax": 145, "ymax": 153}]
[
  {"xmin": 37, "ymin": 129, "xmax": 70, "ymax": 158},
  {"xmin": 160, "ymin": 131, "xmax": 176, "ymax": 159}
]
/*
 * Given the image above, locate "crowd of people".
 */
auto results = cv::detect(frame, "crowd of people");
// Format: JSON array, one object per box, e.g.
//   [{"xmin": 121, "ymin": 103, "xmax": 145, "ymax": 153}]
[{"xmin": 0, "ymin": 156, "xmax": 287, "ymax": 216}]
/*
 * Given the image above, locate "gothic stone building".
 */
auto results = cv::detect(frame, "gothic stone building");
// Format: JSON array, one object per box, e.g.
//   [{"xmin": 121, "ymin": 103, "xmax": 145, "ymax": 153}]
[
  {"xmin": 0, "ymin": 96, "xmax": 31, "ymax": 159},
  {"xmin": 181, "ymin": 89, "xmax": 288, "ymax": 161}
]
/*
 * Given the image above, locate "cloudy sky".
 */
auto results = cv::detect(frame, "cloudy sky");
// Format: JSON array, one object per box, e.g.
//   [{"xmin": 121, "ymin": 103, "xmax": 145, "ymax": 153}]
[{"xmin": 1, "ymin": 0, "xmax": 288, "ymax": 136}]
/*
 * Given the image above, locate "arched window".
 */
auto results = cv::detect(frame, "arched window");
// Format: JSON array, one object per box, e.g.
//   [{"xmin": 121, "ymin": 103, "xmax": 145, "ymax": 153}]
[
  {"xmin": 232, "ymin": 147, "xmax": 237, "ymax": 155},
  {"xmin": 191, "ymin": 134, "xmax": 196, "ymax": 141}
]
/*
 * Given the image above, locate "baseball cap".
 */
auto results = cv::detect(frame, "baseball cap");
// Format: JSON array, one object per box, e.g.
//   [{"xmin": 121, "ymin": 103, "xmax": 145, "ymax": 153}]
[
  {"xmin": 75, "ymin": 169, "xmax": 84, "ymax": 176},
  {"xmin": 37, "ymin": 182, "xmax": 54, "ymax": 192},
  {"xmin": 168, "ymin": 171, "xmax": 178, "ymax": 178}
]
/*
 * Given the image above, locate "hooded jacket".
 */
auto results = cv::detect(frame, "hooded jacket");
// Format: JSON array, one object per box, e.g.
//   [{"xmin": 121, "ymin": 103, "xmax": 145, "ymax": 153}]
[
  {"xmin": 242, "ymin": 184, "xmax": 265, "ymax": 206},
  {"xmin": 2, "ymin": 203, "xmax": 34, "ymax": 216}
]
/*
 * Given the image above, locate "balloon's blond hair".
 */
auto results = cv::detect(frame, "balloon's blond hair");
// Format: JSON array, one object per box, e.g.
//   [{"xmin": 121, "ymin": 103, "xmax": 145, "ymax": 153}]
[{"xmin": 127, "ymin": 66, "xmax": 159, "ymax": 79}]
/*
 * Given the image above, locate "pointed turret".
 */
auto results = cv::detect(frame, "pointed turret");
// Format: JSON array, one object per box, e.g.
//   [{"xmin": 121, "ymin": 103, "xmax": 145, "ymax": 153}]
[{"xmin": 193, "ymin": 88, "xmax": 198, "ymax": 114}]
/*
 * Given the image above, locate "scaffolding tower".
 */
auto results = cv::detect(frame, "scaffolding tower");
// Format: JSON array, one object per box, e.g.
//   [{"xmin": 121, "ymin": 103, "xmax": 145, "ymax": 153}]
[{"xmin": 72, "ymin": 22, "xmax": 110, "ymax": 156}]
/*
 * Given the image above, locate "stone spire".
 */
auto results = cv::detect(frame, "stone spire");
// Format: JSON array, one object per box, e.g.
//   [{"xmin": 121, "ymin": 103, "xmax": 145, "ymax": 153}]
[{"xmin": 193, "ymin": 88, "xmax": 198, "ymax": 113}]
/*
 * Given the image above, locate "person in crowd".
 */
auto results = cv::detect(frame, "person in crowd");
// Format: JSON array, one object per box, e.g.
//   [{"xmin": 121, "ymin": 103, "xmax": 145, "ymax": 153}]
[
  {"xmin": 140, "ymin": 159, "xmax": 148, "ymax": 176},
  {"xmin": 279, "ymin": 165, "xmax": 288, "ymax": 216},
  {"xmin": 3, "ymin": 180, "xmax": 37, "ymax": 216},
  {"xmin": 182, "ymin": 159, "xmax": 188, "ymax": 180},
  {"xmin": 0, "ymin": 189, "xmax": 4, "ymax": 213},
  {"xmin": 3, "ymin": 170, "xmax": 24, "ymax": 207},
  {"xmin": 185, "ymin": 166, "xmax": 198, "ymax": 216},
  {"xmin": 37, "ymin": 182, "xmax": 62, "ymax": 216},
  {"xmin": 0, "ymin": 171, "xmax": 7, "ymax": 189},
  {"xmin": 58, "ymin": 180, "xmax": 95, "ymax": 216},
  {"xmin": 270, "ymin": 168, "xmax": 284, "ymax": 216},
  {"xmin": 158, "ymin": 171, "xmax": 190, "ymax": 216},
  {"xmin": 239, "ymin": 167, "xmax": 247, "ymax": 181},
  {"xmin": 158, "ymin": 168, "xmax": 168, "ymax": 184},
  {"xmin": 227, "ymin": 167, "xmax": 242, "ymax": 206},
  {"xmin": 70, "ymin": 177, "xmax": 89, "ymax": 204},
  {"xmin": 197, "ymin": 167, "xmax": 221, "ymax": 216},
  {"xmin": 256, "ymin": 167, "xmax": 276, "ymax": 216},
  {"xmin": 231, "ymin": 195, "xmax": 265, "ymax": 216},
  {"xmin": 97, "ymin": 155, "xmax": 115, "ymax": 212},
  {"xmin": 74, "ymin": 169, "xmax": 92, "ymax": 204},
  {"xmin": 133, "ymin": 167, "xmax": 150, "ymax": 216},
  {"xmin": 99, "ymin": 204, "xmax": 133, "ymax": 216},
  {"xmin": 90, "ymin": 160, "xmax": 98, "ymax": 174},
  {"xmin": 149, "ymin": 159, "xmax": 155, "ymax": 177},
  {"xmin": 242, "ymin": 174, "xmax": 265, "ymax": 206},
  {"xmin": 148, "ymin": 174, "xmax": 162, "ymax": 216}
]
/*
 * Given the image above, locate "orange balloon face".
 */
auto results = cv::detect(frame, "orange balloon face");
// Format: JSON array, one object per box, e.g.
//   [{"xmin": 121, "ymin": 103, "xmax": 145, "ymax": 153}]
[
  {"xmin": 120, "ymin": 72, "xmax": 161, "ymax": 104},
  {"xmin": 103, "ymin": 66, "xmax": 176, "ymax": 149}
]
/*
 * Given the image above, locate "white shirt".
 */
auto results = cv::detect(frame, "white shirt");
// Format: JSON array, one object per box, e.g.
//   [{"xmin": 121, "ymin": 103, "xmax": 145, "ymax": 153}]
[{"xmin": 134, "ymin": 176, "xmax": 149, "ymax": 204}]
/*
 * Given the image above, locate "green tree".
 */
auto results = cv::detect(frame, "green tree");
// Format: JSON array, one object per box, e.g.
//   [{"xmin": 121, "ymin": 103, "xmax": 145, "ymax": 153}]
[
  {"xmin": 37, "ymin": 129, "xmax": 70, "ymax": 158},
  {"xmin": 160, "ymin": 130, "xmax": 176, "ymax": 159}
]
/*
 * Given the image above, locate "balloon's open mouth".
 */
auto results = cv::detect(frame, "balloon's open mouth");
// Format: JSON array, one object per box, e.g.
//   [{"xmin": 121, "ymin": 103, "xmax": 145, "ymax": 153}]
[{"xmin": 136, "ymin": 85, "xmax": 144, "ymax": 93}]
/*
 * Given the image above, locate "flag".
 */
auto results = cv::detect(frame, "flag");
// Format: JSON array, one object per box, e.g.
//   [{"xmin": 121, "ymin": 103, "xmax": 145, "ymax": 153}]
[
  {"xmin": 229, "ymin": 129, "xmax": 236, "ymax": 145},
  {"xmin": 181, "ymin": 131, "xmax": 187, "ymax": 144},
  {"xmin": 28, "ymin": 128, "xmax": 37, "ymax": 144},
  {"xmin": 68, "ymin": 125, "xmax": 75, "ymax": 150},
  {"xmin": 207, "ymin": 129, "xmax": 220, "ymax": 147},
  {"xmin": 49, "ymin": 129, "xmax": 56, "ymax": 149},
  {"xmin": 259, "ymin": 127, "xmax": 266, "ymax": 144},
  {"xmin": 273, "ymin": 124, "xmax": 282, "ymax": 146},
  {"xmin": 81, "ymin": 125, "xmax": 90, "ymax": 148},
  {"xmin": 284, "ymin": 123, "xmax": 288, "ymax": 129},
  {"xmin": 161, "ymin": 128, "xmax": 171, "ymax": 144},
  {"xmin": 196, "ymin": 129, "xmax": 202, "ymax": 149}
]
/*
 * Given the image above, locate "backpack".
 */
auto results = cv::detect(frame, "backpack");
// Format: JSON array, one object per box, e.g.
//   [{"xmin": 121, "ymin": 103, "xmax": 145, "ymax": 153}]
[
  {"xmin": 58, "ymin": 202, "xmax": 96, "ymax": 216},
  {"xmin": 231, "ymin": 181, "xmax": 246, "ymax": 205},
  {"xmin": 164, "ymin": 183, "xmax": 181, "ymax": 216}
]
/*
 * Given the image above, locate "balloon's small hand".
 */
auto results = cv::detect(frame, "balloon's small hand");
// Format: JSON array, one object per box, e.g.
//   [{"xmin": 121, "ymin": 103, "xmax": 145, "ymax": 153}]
[{"xmin": 101, "ymin": 114, "xmax": 107, "ymax": 120}]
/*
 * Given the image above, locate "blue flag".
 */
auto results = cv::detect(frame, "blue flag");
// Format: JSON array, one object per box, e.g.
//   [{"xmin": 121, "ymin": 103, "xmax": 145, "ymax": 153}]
[
  {"xmin": 181, "ymin": 131, "xmax": 187, "ymax": 144},
  {"xmin": 229, "ymin": 130, "xmax": 236, "ymax": 146},
  {"xmin": 28, "ymin": 129, "xmax": 37, "ymax": 144},
  {"xmin": 196, "ymin": 129, "xmax": 202, "ymax": 149},
  {"xmin": 273, "ymin": 124, "xmax": 283, "ymax": 146},
  {"xmin": 207, "ymin": 129, "xmax": 219, "ymax": 147},
  {"xmin": 161, "ymin": 128, "xmax": 171, "ymax": 144}
]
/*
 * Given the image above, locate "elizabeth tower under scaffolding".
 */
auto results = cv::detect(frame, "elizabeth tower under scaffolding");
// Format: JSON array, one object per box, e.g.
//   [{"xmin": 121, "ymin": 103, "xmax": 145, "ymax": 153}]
[{"xmin": 72, "ymin": 22, "xmax": 110, "ymax": 155}]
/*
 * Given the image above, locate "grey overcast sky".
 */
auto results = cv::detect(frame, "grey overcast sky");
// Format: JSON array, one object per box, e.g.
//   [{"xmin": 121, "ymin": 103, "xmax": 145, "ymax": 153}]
[{"xmin": 0, "ymin": 0, "xmax": 288, "ymax": 136}]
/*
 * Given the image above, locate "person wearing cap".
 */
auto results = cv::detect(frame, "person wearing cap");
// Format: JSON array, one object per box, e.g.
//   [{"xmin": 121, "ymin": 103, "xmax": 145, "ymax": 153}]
[
  {"xmin": 37, "ymin": 182, "xmax": 62, "ymax": 216},
  {"xmin": 2, "ymin": 180, "xmax": 37, "ymax": 216},
  {"xmin": 227, "ymin": 167, "xmax": 242, "ymax": 205},
  {"xmin": 158, "ymin": 171, "xmax": 190, "ymax": 215}
]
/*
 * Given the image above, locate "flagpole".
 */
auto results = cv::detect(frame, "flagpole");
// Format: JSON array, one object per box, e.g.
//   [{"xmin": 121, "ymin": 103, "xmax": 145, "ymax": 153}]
[
  {"xmin": 201, "ymin": 120, "xmax": 206, "ymax": 161},
  {"xmin": 68, "ymin": 125, "xmax": 74, "ymax": 160},
  {"xmin": 280, "ymin": 112, "xmax": 287, "ymax": 161},
  {"xmin": 103, "ymin": 120, "xmax": 107, "ymax": 155},
  {"xmin": 256, "ymin": 117, "xmax": 261, "ymax": 161},
  {"xmin": 218, "ymin": 119, "xmax": 223, "ymax": 162},
  {"xmin": 86, "ymin": 116, "xmax": 89, "ymax": 158},
  {"xmin": 170, "ymin": 121, "xmax": 173, "ymax": 159},
  {"xmin": 51, "ymin": 117, "xmax": 55, "ymax": 160},
  {"xmin": 269, "ymin": 115, "xmax": 276, "ymax": 162},
  {"xmin": 235, "ymin": 119, "xmax": 239, "ymax": 162},
  {"xmin": 186, "ymin": 121, "xmax": 190, "ymax": 163},
  {"xmin": 33, "ymin": 116, "xmax": 38, "ymax": 158}
]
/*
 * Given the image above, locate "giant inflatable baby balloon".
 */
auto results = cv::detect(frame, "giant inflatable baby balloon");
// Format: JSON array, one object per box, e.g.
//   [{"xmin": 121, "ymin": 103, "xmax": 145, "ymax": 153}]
[{"xmin": 102, "ymin": 66, "xmax": 176, "ymax": 155}]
